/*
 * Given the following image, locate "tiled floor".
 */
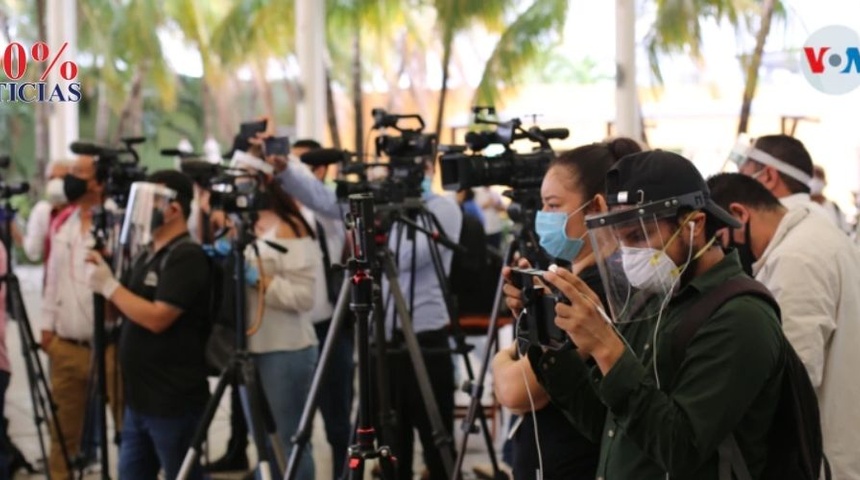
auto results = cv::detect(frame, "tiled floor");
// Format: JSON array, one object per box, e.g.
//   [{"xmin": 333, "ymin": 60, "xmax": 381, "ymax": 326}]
[{"xmin": 5, "ymin": 265, "xmax": 507, "ymax": 479}]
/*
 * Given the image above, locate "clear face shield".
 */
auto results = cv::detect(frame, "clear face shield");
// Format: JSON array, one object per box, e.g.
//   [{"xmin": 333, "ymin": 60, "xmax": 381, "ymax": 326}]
[
  {"xmin": 723, "ymin": 134, "xmax": 813, "ymax": 186},
  {"xmin": 120, "ymin": 182, "xmax": 178, "ymax": 258},
  {"xmin": 585, "ymin": 194, "xmax": 702, "ymax": 324}
]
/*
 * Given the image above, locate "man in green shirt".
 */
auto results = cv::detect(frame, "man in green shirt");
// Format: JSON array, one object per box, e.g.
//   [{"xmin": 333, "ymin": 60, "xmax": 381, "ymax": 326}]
[{"xmin": 523, "ymin": 150, "xmax": 785, "ymax": 479}]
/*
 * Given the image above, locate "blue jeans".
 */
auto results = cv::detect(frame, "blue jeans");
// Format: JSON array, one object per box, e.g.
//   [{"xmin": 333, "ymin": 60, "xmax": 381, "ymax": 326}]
[
  {"xmin": 118, "ymin": 406, "xmax": 203, "ymax": 480},
  {"xmin": 314, "ymin": 320, "xmax": 355, "ymax": 480},
  {"xmin": 253, "ymin": 346, "xmax": 317, "ymax": 480}
]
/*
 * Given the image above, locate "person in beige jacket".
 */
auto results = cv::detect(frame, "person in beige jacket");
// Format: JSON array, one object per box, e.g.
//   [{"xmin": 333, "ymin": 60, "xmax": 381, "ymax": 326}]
[{"xmin": 709, "ymin": 172, "xmax": 860, "ymax": 479}]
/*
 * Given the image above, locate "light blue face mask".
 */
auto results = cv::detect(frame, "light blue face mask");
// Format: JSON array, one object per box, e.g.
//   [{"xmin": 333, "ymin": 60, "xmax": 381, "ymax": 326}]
[{"xmin": 535, "ymin": 200, "xmax": 592, "ymax": 260}]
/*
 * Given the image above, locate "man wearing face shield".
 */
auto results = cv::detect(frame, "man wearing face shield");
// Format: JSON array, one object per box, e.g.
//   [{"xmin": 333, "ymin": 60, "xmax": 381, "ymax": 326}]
[
  {"xmin": 531, "ymin": 151, "xmax": 785, "ymax": 479},
  {"xmin": 39, "ymin": 155, "xmax": 123, "ymax": 479},
  {"xmin": 729, "ymin": 134, "xmax": 837, "ymax": 228},
  {"xmin": 708, "ymin": 172, "xmax": 860, "ymax": 479},
  {"xmin": 85, "ymin": 170, "xmax": 211, "ymax": 480}
]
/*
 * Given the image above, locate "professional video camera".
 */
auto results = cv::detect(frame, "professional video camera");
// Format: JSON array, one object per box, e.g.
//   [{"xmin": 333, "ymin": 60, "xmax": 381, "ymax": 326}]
[
  {"xmin": 335, "ymin": 109, "xmax": 437, "ymax": 205},
  {"xmin": 439, "ymin": 107, "xmax": 568, "ymax": 191},
  {"xmin": 70, "ymin": 137, "xmax": 148, "ymax": 207}
]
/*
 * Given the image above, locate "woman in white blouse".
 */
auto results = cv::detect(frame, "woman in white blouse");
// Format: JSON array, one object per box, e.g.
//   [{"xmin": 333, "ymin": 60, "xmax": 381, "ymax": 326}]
[{"xmin": 230, "ymin": 174, "xmax": 321, "ymax": 480}]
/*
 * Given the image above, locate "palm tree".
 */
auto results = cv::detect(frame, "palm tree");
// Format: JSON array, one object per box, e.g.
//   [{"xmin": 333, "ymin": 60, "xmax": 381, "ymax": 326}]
[
  {"xmin": 78, "ymin": 0, "xmax": 177, "ymax": 143},
  {"xmin": 644, "ymin": 0, "xmax": 784, "ymax": 135},
  {"xmin": 473, "ymin": 0, "xmax": 570, "ymax": 109},
  {"xmin": 737, "ymin": 0, "xmax": 777, "ymax": 134},
  {"xmin": 431, "ymin": 0, "xmax": 510, "ymax": 135}
]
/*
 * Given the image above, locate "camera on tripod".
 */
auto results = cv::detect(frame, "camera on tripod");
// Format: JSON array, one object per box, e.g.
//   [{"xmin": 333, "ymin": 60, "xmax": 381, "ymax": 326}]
[
  {"xmin": 335, "ymin": 109, "xmax": 437, "ymax": 205},
  {"xmin": 439, "ymin": 107, "xmax": 568, "ymax": 191},
  {"xmin": 70, "ymin": 137, "xmax": 148, "ymax": 208},
  {"xmin": 207, "ymin": 168, "xmax": 269, "ymax": 215}
]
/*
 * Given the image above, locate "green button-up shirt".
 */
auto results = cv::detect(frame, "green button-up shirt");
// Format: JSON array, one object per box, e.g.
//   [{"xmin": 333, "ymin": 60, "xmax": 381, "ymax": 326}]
[{"xmin": 532, "ymin": 251, "xmax": 784, "ymax": 480}]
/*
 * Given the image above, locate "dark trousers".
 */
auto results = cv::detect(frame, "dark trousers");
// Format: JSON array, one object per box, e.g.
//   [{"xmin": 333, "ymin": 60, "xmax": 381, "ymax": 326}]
[
  {"xmin": 118, "ymin": 406, "xmax": 203, "ymax": 480},
  {"xmin": 314, "ymin": 320, "xmax": 355, "ymax": 480},
  {"xmin": 371, "ymin": 329, "xmax": 454, "ymax": 480}
]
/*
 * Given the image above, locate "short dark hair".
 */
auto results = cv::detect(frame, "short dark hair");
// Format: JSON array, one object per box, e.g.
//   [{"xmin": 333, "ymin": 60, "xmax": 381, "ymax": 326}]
[
  {"xmin": 147, "ymin": 170, "xmax": 194, "ymax": 219},
  {"xmin": 752, "ymin": 135, "xmax": 813, "ymax": 194},
  {"xmin": 550, "ymin": 137, "xmax": 642, "ymax": 200},
  {"xmin": 292, "ymin": 139, "xmax": 322, "ymax": 150},
  {"xmin": 707, "ymin": 172, "xmax": 783, "ymax": 214}
]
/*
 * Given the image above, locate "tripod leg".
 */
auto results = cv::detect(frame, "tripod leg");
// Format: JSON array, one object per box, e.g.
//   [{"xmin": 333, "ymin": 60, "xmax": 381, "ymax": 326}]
[
  {"xmin": 241, "ymin": 357, "xmax": 286, "ymax": 476},
  {"xmin": 284, "ymin": 275, "xmax": 351, "ymax": 480},
  {"xmin": 379, "ymin": 250, "xmax": 456, "ymax": 479},
  {"xmin": 418, "ymin": 211, "xmax": 505, "ymax": 479},
  {"xmin": 177, "ymin": 365, "xmax": 234, "ymax": 480},
  {"xmin": 8, "ymin": 275, "xmax": 73, "ymax": 478},
  {"xmin": 453, "ymin": 239, "xmax": 516, "ymax": 480}
]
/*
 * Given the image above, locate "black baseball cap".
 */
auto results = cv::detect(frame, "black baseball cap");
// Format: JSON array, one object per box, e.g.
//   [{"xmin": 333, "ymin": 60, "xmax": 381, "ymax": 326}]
[{"xmin": 604, "ymin": 150, "xmax": 741, "ymax": 229}]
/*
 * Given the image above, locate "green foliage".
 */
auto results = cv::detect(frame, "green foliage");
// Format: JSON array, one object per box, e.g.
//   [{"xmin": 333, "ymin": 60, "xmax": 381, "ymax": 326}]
[{"xmin": 474, "ymin": 0, "xmax": 570, "ymax": 107}]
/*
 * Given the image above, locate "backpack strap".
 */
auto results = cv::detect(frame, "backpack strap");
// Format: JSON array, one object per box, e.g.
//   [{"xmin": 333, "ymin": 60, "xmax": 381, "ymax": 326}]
[
  {"xmin": 158, "ymin": 234, "xmax": 197, "ymax": 273},
  {"xmin": 673, "ymin": 275, "xmax": 780, "ymax": 480},
  {"xmin": 672, "ymin": 275, "xmax": 780, "ymax": 363}
]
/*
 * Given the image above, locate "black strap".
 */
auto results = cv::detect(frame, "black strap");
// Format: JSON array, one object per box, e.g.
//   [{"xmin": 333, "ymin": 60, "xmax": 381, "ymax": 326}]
[
  {"xmin": 673, "ymin": 275, "xmax": 780, "ymax": 480},
  {"xmin": 315, "ymin": 220, "xmax": 334, "ymax": 302},
  {"xmin": 672, "ymin": 276, "xmax": 780, "ymax": 363}
]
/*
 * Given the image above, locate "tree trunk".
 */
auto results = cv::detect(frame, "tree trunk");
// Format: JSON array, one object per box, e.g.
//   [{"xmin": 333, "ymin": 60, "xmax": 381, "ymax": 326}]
[
  {"xmin": 34, "ymin": 0, "xmax": 49, "ymax": 184},
  {"xmin": 202, "ymin": 81, "xmax": 214, "ymax": 139},
  {"xmin": 113, "ymin": 66, "xmax": 146, "ymax": 142},
  {"xmin": 352, "ymin": 16, "xmax": 364, "ymax": 159},
  {"xmin": 738, "ymin": 0, "xmax": 776, "ymax": 134},
  {"xmin": 434, "ymin": 36, "xmax": 453, "ymax": 138},
  {"xmin": 94, "ymin": 77, "xmax": 112, "ymax": 143},
  {"xmin": 325, "ymin": 68, "xmax": 342, "ymax": 149}
]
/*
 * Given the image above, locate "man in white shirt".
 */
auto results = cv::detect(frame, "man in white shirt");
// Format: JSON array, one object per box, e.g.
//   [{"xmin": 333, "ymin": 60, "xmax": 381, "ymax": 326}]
[
  {"xmin": 708, "ymin": 172, "xmax": 860, "ymax": 479},
  {"xmin": 15, "ymin": 159, "xmax": 70, "ymax": 263},
  {"xmin": 809, "ymin": 165, "xmax": 850, "ymax": 234},
  {"xmin": 732, "ymin": 134, "xmax": 836, "ymax": 226},
  {"xmin": 473, "ymin": 187, "xmax": 506, "ymax": 249},
  {"xmin": 41, "ymin": 155, "xmax": 122, "ymax": 479}
]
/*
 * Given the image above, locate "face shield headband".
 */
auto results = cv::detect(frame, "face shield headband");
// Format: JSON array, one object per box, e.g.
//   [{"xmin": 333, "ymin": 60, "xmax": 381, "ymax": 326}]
[
  {"xmin": 119, "ymin": 182, "xmax": 178, "ymax": 259},
  {"xmin": 585, "ymin": 194, "xmax": 716, "ymax": 324},
  {"xmin": 726, "ymin": 138, "xmax": 812, "ymax": 186}
]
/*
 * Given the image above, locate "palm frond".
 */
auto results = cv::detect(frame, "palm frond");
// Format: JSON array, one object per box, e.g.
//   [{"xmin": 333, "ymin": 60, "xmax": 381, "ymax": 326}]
[{"xmin": 473, "ymin": 0, "xmax": 569, "ymax": 108}]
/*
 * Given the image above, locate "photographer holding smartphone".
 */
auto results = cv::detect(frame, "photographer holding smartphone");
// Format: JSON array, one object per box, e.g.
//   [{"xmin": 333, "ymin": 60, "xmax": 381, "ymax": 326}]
[{"xmin": 493, "ymin": 138, "xmax": 640, "ymax": 480}]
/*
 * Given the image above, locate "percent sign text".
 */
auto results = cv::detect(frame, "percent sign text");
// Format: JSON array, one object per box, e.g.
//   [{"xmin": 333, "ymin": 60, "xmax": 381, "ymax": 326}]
[{"xmin": 1, "ymin": 42, "xmax": 78, "ymax": 81}]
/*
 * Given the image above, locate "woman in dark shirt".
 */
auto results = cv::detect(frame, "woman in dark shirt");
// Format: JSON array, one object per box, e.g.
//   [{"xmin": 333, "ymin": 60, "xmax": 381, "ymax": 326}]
[{"xmin": 493, "ymin": 138, "xmax": 641, "ymax": 479}]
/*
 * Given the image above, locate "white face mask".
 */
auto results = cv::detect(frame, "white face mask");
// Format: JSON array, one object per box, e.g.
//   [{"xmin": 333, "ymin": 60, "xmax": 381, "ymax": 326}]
[
  {"xmin": 620, "ymin": 246, "xmax": 679, "ymax": 296},
  {"xmin": 809, "ymin": 177, "xmax": 825, "ymax": 195},
  {"xmin": 45, "ymin": 177, "xmax": 66, "ymax": 206}
]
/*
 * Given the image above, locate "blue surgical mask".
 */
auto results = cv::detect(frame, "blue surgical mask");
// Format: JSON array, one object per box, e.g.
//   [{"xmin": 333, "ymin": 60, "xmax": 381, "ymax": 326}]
[
  {"xmin": 214, "ymin": 236, "xmax": 232, "ymax": 256},
  {"xmin": 535, "ymin": 200, "xmax": 592, "ymax": 260},
  {"xmin": 421, "ymin": 177, "xmax": 432, "ymax": 196}
]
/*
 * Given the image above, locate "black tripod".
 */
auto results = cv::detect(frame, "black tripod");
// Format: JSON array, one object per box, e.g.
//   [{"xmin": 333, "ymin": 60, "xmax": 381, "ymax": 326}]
[
  {"xmin": 0, "ymin": 188, "xmax": 72, "ymax": 479},
  {"xmin": 178, "ymin": 212, "xmax": 286, "ymax": 480},
  {"xmin": 452, "ymin": 189, "xmax": 550, "ymax": 480},
  {"xmin": 77, "ymin": 201, "xmax": 123, "ymax": 480}
]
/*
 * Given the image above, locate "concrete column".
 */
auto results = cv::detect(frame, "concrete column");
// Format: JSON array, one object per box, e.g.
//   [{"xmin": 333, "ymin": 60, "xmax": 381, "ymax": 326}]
[
  {"xmin": 47, "ymin": 0, "xmax": 79, "ymax": 159},
  {"xmin": 615, "ymin": 0, "xmax": 642, "ymax": 140},
  {"xmin": 296, "ymin": 0, "xmax": 326, "ymax": 142}
]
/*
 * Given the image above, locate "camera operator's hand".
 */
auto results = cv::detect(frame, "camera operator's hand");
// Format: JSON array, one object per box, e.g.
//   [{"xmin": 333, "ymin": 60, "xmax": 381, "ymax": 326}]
[
  {"xmin": 542, "ymin": 267, "xmax": 624, "ymax": 373},
  {"xmin": 502, "ymin": 257, "xmax": 532, "ymax": 316},
  {"xmin": 85, "ymin": 251, "xmax": 121, "ymax": 300}
]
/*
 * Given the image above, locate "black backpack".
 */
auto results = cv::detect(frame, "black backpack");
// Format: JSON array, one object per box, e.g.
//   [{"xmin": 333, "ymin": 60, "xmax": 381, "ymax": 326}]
[
  {"xmin": 159, "ymin": 236, "xmax": 225, "ymax": 371},
  {"xmin": 448, "ymin": 213, "xmax": 498, "ymax": 316},
  {"xmin": 671, "ymin": 276, "xmax": 829, "ymax": 480}
]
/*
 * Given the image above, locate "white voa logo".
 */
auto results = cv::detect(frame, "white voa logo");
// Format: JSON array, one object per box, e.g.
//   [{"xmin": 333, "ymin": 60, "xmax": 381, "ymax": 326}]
[{"xmin": 802, "ymin": 25, "xmax": 860, "ymax": 95}]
